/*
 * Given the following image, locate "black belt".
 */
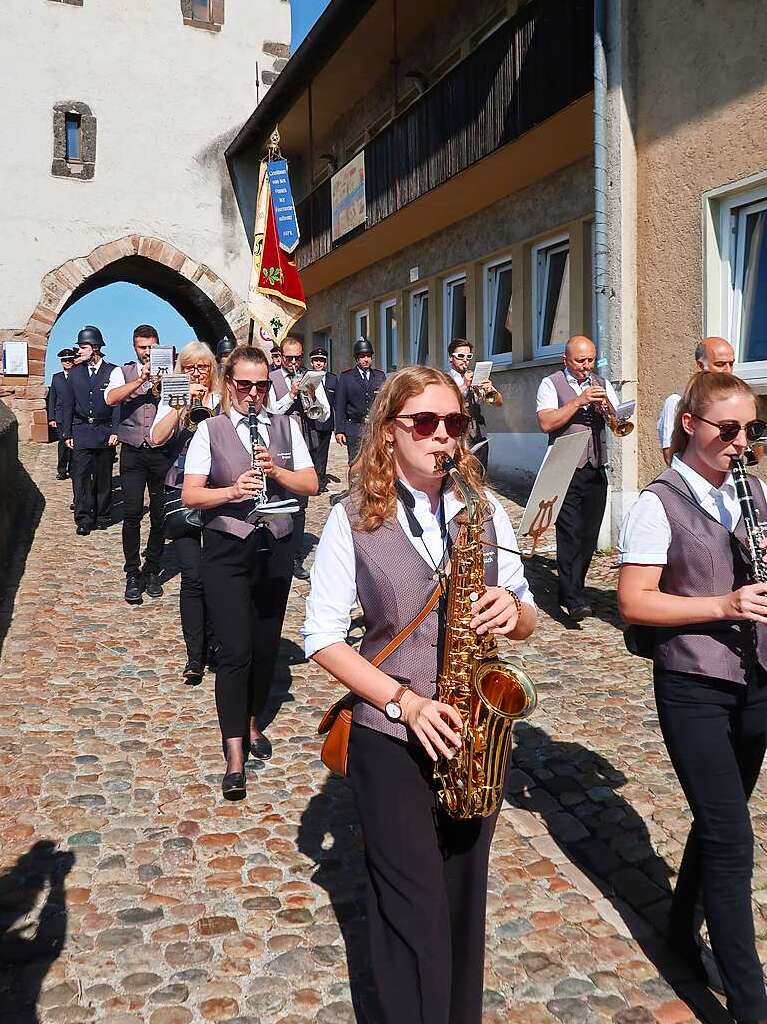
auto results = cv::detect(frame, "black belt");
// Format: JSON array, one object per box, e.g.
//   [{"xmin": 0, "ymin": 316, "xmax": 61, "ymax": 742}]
[
  {"xmin": 76, "ymin": 418, "xmax": 112, "ymax": 426},
  {"xmin": 347, "ymin": 415, "xmax": 367, "ymax": 424}
]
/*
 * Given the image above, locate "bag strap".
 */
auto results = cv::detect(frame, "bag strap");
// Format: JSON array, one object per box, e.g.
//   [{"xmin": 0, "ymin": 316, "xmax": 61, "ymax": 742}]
[{"xmin": 370, "ymin": 584, "xmax": 442, "ymax": 668}]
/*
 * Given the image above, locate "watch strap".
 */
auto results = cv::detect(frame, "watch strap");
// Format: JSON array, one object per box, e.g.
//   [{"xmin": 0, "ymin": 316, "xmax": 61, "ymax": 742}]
[{"xmin": 391, "ymin": 684, "xmax": 408, "ymax": 705}]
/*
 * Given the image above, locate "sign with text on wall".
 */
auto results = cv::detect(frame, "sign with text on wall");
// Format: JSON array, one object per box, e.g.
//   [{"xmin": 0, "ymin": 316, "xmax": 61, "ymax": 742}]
[
  {"xmin": 331, "ymin": 151, "xmax": 366, "ymax": 242},
  {"xmin": 2, "ymin": 341, "xmax": 28, "ymax": 376}
]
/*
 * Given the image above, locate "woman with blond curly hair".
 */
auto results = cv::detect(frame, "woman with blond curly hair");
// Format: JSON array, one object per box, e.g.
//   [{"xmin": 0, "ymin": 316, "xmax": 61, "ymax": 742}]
[
  {"xmin": 151, "ymin": 340, "xmax": 221, "ymax": 685},
  {"xmin": 304, "ymin": 365, "xmax": 536, "ymax": 1023}
]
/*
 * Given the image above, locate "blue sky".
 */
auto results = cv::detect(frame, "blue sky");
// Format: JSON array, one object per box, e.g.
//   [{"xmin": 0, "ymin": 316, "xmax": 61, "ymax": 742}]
[{"xmin": 45, "ymin": 0, "xmax": 330, "ymax": 383}]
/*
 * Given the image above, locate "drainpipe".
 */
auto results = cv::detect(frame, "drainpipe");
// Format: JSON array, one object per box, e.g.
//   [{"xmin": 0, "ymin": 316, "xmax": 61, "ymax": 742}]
[{"xmin": 593, "ymin": 0, "xmax": 608, "ymax": 376}]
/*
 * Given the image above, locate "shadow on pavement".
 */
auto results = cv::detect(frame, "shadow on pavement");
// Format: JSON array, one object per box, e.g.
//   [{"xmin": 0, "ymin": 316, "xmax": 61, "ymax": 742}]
[
  {"xmin": 523, "ymin": 553, "xmax": 623, "ymax": 631},
  {"xmin": 0, "ymin": 840, "xmax": 75, "ymax": 1024},
  {"xmin": 508, "ymin": 722, "xmax": 730, "ymax": 1024},
  {"xmin": 296, "ymin": 774, "xmax": 381, "ymax": 1023},
  {"xmin": 258, "ymin": 637, "xmax": 303, "ymax": 733},
  {"xmin": 0, "ymin": 463, "xmax": 45, "ymax": 661}
]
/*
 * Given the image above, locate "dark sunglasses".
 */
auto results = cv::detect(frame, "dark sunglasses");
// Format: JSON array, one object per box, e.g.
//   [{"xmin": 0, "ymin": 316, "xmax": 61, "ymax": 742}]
[
  {"xmin": 392, "ymin": 411, "xmax": 471, "ymax": 438},
  {"xmin": 233, "ymin": 378, "xmax": 272, "ymax": 394},
  {"xmin": 283, "ymin": 354, "xmax": 302, "ymax": 363},
  {"xmin": 693, "ymin": 415, "xmax": 766, "ymax": 443}
]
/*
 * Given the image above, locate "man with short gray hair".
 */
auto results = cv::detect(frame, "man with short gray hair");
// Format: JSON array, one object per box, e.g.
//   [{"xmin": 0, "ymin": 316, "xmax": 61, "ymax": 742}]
[{"xmin": 657, "ymin": 337, "xmax": 735, "ymax": 465}]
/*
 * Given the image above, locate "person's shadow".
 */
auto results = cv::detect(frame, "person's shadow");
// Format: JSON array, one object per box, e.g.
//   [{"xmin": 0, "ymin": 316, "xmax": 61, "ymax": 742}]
[
  {"xmin": 508, "ymin": 723, "xmax": 730, "ymax": 1023},
  {"xmin": 523, "ymin": 553, "xmax": 622, "ymax": 631},
  {"xmin": 0, "ymin": 840, "xmax": 75, "ymax": 1023},
  {"xmin": 296, "ymin": 775, "xmax": 381, "ymax": 1023},
  {"xmin": 258, "ymin": 637, "xmax": 303, "ymax": 733}
]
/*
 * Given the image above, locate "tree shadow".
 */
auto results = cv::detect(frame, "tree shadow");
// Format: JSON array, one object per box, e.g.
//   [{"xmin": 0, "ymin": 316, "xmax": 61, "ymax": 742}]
[
  {"xmin": 296, "ymin": 774, "xmax": 381, "ymax": 1023},
  {"xmin": 0, "ymin": 463, "xmax": 45, "ymax": 660},
  {"xmin": 508, "ymin": 722, "xmax": 730, "ymax": 1023},
  {"xmin": 0, "ymin": 840, "xmax": 75, "ymax": 1024}
]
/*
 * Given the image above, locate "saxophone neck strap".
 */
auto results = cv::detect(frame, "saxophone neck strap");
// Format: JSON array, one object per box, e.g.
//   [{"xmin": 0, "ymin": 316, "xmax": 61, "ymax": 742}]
[{"xmin": 370, "ymin": 585, "xmax": 442, "ymax": 668}]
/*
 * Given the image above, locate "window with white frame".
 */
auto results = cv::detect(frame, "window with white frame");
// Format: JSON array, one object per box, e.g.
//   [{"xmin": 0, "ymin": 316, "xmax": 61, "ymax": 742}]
[
  {"xmin": 728, "ymin": 196, "xmax": 767, "ymax": 364},
  {"xmin": 532, "ymin": 235, "xmax": 570, "ymax": 357},
  {"xmin": 484, "ymin": 257, "xmax": 513, "ymax": 358},
  {"xmin": 380, "ymin": 299, "xmax": 398, "ymax": 373},
  {"xmin": 443, "ymin": 274, "xmax": 467, "ymax": 364},
  {"xmin": 353, "ymin": 307, "xmax": 369, "ymax": 343},
  {"xmin": 410, "ymin": 289, "xmax": 429, "ymax": 365}
]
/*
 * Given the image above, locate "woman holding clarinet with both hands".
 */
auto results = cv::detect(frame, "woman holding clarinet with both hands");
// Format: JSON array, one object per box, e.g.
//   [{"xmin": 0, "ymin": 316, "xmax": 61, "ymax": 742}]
[
  {"xmin": 619, "ymin": 371, "xmax": 767, "ymax": 1024},
  {"xmin": 182, "ymin": 345, "xmax": 317, "ymax": 800},
  {"xmin": 150, "ymin": 341, "xmax": 220, "ymax": 686}
]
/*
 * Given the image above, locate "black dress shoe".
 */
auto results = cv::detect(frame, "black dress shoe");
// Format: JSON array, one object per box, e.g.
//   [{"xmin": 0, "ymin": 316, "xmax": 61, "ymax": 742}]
[
  {"xmin": 250, "ymin": 734, "xmax": 273, "ymax": 760},
  {"xmin": 94, "ymin": 521, "xmax": 110, "ymax": 531},
  {"xmin": 144, "ymin": 573, "xmax": 163, "ymax": 599},
  {"xmin": 69, "ymin": 502, "xmax": 75, "ymax": 511},
  {"xmin": 56, "ymin": 472, "xmax": 68, "ymax": 481},
  {"xmin": 76, "ymin": 525, "xmax": 91, "ymax": 536},
  {"xmin": 222, "ymin": 772, "xmax": 246, "ymax": 800},
  {"xmin": 124, "ymin": 572, "xmax": 143, "ymax": 604},
  {"xmin": 183, "ymin": 660, "xmax": 204, "ymax": 685},
  {"xmin": 567, "ymin": 605, "xmax": 593, "ymax": 622},
  {"xmin": 292, "ymin": 559, "xmax": 310, "ymax": 581}
]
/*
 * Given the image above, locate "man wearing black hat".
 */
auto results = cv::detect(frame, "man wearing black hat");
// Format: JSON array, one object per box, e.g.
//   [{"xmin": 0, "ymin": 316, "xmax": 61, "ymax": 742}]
[
  {"xmin": 104, "ymin": 324, "xmax": 170, "ymax": 604},
  {"xmin": 47, "ymin": 348, "xmax": 77, "ymax": 479},
  {"xmin": 270, "ymin": 346, "xmax": 282, "ymax": 371},
  {"xmin": 334, "ymin": 337, "xmax": 386, "ymax": 465},
  {"xmin": 59, "ymin": 327, "xmax": 119, "ymax": 535},
  {"xmin": 307, "ymin": 347, "xmax": 337, "ymax": 490}
]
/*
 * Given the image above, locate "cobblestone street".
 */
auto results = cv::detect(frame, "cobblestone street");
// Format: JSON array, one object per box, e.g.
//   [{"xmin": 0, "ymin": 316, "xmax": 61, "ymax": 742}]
[{"xmin": 2, "ymin": 442, "xmax": 765, "ymax": 1024}]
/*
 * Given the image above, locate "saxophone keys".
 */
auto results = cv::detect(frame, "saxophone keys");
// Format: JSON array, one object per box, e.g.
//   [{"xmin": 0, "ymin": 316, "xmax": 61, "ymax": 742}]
[{"xmin": 469, "ymin": 591, "xmax": 479, "ymax": 603}]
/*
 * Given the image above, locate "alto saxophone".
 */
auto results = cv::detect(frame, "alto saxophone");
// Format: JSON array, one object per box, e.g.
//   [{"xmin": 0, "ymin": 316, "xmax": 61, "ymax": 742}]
[{"xmin": 433, "ymin": 454, "xmax": 537, "ymax": 819}]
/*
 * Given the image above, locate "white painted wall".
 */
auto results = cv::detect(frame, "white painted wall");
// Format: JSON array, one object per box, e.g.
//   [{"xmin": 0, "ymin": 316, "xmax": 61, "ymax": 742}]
[{"xmin": 0, "ymin": 0, "xmax": 290, "ymax": 329}]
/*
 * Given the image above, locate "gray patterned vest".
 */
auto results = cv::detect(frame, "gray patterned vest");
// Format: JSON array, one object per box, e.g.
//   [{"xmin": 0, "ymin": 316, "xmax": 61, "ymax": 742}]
[
  {"xmin": 546, "ymin": 370, "xmax": 607, "ymax": 469},
  {"xmin": 648, "ymin": 467, "xmax": 767, "ymax": 684},
  {"xmin": 345, "ymin": 495, "xmax": 498, "ymax": 741},
  {"xmin": 116, "ymin": 363, "xmax": 160, "ymax": 447},
  {"xmin": 201, "ymin": 412, "xmax": 294, "ymax": 540}
]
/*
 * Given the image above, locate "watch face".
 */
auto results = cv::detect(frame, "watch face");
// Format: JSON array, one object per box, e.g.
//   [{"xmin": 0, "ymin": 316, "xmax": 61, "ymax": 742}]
[{"xmin": 384, "ymin": 700, "xmax": 402, "ymax": 722}]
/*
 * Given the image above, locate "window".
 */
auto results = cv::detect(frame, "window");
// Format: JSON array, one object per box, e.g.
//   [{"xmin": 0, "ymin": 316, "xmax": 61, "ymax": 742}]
[
  {"xmin": 484, "ymin": 257, "xmax": 513, "ymax": 358},
  {"xmin": 52, "ymin": 102, "xmax": 96, "ymax": 180},
  {"xmin": 532, "ymin": 235, "xmax": 570, "ymax": 357},
  {"xmin": 192, "ymin": 0, "xmax": 211, "ymax": 18},
  {"xmin": 729, "ymin": 198, "xmax": 767, "ymax": 363},
  {"xmin": 410, "ymin": 290, "xmax": 429, "ymax": 365},
  {"xmin": 181, "ymin": 0, "xmax": 224, "ymax": 30},
  {"xmin": 443, "ymin": 274, "xmax": 467, "ymax": 364},
  {"xmin": 380, "ymin": 299, "xmax": 398, "ymax": 373},
  {"xmin": 353, "ymin": 308, "xmax": 369, "ymax": 342},
  {"xmin": 312, "ymin": 329, "xmax": 332, "ymax": 371},
  {"xmin": 64, "ymin": 113, "xmax": 82, "ymax": 162}
]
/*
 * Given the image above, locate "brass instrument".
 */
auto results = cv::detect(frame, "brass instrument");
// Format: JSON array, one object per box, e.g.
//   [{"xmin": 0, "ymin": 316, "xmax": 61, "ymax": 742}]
[
  {"xmin": 247, "ymin": 402, "xmax": 268, "ymax": 508},
  {"xmin": 296, "ymin": 374, "xmax": 325, "ymax": 420},
  {"xmin": 586, "ymin": 375, "xmax": 634, "ymax": 436},
  {"xmin": 189, "ymin": 398, "xmax": 212, "ymax": 426},
  {"xmin": 433, "ymin": 453, "xmax": 537, "ymax": 819}
]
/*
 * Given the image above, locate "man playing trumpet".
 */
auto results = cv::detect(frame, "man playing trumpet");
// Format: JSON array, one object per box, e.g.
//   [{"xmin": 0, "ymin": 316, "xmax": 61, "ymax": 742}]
[
  {"xmin": 446, "ymin": 338, "xmax": 502, "ymax": 472},
  {"xmin": 536, "ymin": 335, "xmax": 625, "ymax": 622}
]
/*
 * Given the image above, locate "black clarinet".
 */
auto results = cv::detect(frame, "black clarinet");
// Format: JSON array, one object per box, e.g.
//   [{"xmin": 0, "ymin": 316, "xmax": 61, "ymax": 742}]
[
  {"xmin": 247, "ymin": 402, "xmax": 267, "ymax": 509},
  {"xmin": 730, "ymin": 454, "xmax": 767, "ymax": 583}
]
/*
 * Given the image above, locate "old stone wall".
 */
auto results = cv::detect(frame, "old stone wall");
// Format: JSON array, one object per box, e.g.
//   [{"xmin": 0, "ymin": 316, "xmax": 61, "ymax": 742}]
[{"xmin": 0, "ymin": 402, "xmax": 19, "ymax": 571}]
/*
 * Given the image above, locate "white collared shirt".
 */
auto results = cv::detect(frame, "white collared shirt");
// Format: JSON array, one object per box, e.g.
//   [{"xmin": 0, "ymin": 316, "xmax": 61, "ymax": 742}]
[
  {"xmin": 149, "ymin": 392, "xmax": 220, "ymax": 445},
  {"xmin": 618, "ymin": 454, "xmax": 767, "ymax": 565},
  {"xmin": 302, "ymin": 479, "xmax": 534, "ymax": 659},
  {"xmin": 657, "ymin": 393, "xmax": 681, "ymax": 449},
  {"xmin": 447, "ymin": 366, "xmax": 467, "ymax": 391},
  {"xmin": 104, "ymin": 362, "xmax": 145, "ymax": 401},
  {"xmin": 183, "ymin": 406, "xmax": 313, "ymax": 477},
  {"xmin": 88, "ymin": 357, "xmax": 104, "ymax": 376},
  {"xmin": 536, "ymin": 367, "xmax": 620, "ymax": 412}
]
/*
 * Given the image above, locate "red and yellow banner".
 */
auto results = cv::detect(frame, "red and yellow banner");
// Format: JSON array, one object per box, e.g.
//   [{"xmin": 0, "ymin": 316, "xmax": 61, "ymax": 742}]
[{"xmin": 248, "ymin": 160, "xmax": 306, "ymax": 349}]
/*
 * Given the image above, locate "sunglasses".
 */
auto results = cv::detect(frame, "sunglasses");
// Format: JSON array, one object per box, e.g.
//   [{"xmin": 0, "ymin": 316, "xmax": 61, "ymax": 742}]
[
  {"xmin": 392, "ymin": 411, "xmax": 471, "ymax": 438},
  {"xmin": 283, "ymin": 354, "xmax": 302, "ymax": 363},
  {"xmin": 233, "ymin": 379, "xmax": 272, "ymax": 394},
  {"xmin": 452, "ymin": 353, "xmax": 473, "ymax": 361},
  {"xmin": 693, "ymin": 415, "xmax": 766, "ymax": 443}
]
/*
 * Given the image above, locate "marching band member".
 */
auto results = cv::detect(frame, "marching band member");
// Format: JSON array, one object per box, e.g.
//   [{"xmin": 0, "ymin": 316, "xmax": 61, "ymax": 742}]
[
  {"xmin": 619, "ymin": 371, "xmax": 767, "ymax": 1024},
  {"xmin": 183, "ymin": 346, "xmax": 317, "ymax": 799},
  {"xmin": 446, "ymin": 337, "xmax": 502, "ymax": 472},
  {"xmin": 150, "ymin": 342, "xmax": 220, "ymax": 685},
  {"xmin": 304, "ymin": 366, "xmax": 535, "ymax": 1024},
  {"xmin": 536, "ymin": 335, "xmax": 619, "ymax": 621},
  {"xmin": 333, "ymin": 337, "xmax": 386, "ymax": 467}
]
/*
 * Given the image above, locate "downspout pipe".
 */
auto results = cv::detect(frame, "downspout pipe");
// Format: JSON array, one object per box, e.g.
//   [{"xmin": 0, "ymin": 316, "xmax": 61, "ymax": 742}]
[{"xmin": 593, "ymin": 0, "xmax": 609, "ymax": 377}]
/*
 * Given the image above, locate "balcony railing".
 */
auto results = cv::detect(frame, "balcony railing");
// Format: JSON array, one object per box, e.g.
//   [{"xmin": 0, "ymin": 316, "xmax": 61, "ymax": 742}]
[{"xmin": 295, "ymin": 0, "xmax": 593, "ymax": 270}]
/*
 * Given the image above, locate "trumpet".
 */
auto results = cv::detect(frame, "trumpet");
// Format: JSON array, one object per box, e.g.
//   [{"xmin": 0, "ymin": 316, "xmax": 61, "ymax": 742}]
[
  {"xmin": 189, "ymin": 398, "xmax": 212, "ymax": 426},
  {"xmin": 585, "ymin": 376, "xmax": 634, "ymax": 436},
  {"xmin": 295, "ymin": 375, "xmax": 325, "ymax": 420}
]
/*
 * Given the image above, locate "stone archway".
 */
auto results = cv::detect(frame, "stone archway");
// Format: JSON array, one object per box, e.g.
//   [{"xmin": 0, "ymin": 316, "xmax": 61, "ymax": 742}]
[{"xmin": 0, "ymin": 235, "xmax": 250, "ymax": 441}]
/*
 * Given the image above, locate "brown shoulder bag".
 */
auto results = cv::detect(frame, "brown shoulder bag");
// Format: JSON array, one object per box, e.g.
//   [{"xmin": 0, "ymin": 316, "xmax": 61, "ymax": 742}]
[{"xmin": 317, "ymin": 585, "xmax": 441, "ymax": 776}]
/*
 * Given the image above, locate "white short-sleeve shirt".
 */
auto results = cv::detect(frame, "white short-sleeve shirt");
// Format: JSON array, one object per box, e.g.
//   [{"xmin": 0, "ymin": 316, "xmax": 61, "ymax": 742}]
[
  {"xmin": 184, "ymin": 407, "xmax": 313, "ymax": 477},
  {"xmin": 536, "ymin": 367, "xmax": 620, "ymax": 413},
  {"xmin": 656, "ymin": 393, "xmax": 681, "ymax": 450}
]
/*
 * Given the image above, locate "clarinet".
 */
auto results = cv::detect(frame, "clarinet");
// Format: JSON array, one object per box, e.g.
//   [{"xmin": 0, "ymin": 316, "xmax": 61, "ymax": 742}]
[
  {"xmin": 247, "ymin": 402, "xmax": 267, "ymax": 509},
  {"xmin": 730, "ymin": 454, "xmax": 767, "ymax": 583}
]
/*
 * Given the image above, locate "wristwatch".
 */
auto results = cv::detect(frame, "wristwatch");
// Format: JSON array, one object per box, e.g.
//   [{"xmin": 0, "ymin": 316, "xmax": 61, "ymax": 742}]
[{"xmin": 384, "ymin": 684, "xmax": 409, "ymax": 722}]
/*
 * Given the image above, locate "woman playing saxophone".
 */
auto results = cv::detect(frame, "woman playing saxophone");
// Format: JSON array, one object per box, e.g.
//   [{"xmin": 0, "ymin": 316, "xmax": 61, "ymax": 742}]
[
  {"xmin": 303, "ymin": 366, "xmax": 536, "ymax": 1024},
  {"xmin": 618, "ymin": 371, "xmax": 767, "ymax": 1023}
]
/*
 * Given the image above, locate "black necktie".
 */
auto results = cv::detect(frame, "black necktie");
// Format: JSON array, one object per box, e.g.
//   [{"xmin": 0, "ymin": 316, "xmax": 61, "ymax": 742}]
[{"xmin": 89, "ymin": 366, "xmax": 96, "ymax": 377}]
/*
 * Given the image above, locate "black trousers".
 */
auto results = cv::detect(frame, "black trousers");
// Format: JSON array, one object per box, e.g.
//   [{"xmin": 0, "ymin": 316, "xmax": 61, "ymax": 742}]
[
  {"xmin": 555, "ymin": 463, "xmax": 607, "ymax": 609},
  {"xmin": 349, "ymin": 724, "xmax": 499, "ymax": 1024},
  {"xmin": 346, "ymin": 433, "xmax": 362, "ymax": 466},
  {"xmin": 201, "ymin": 527, "xmax": 292, "ymax": 748},
  {"xmin": 56, "ymin": 437, "xmax": 71, "ymax": 476},
  {"xmin": 173, "ymin": 531, "xmax": 212, "ymax": 666},
  {"xmin": 313, "ymin": 430, "xmax": 332, "ymax": 481},
  {"xmin": 655, "ymin": 669, "xmax": 767, "ymax": 1021},
  {"xmin": 71, "ymin": 447, "xmax": 113, "ymax": 528},
  {"xmin": 120, "ymin": 443, "xmax": 170, "ymax": 574}
]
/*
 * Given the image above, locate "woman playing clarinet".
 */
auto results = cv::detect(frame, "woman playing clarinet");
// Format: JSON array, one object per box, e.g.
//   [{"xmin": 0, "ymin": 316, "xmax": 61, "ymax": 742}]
[
  {"xmin": 182, "ymin": 345, "xmax": 317, "ymax": 799},
  {"xmin": 618, "ymin": 371, "xmax": 767, "ymax": 1023}
]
